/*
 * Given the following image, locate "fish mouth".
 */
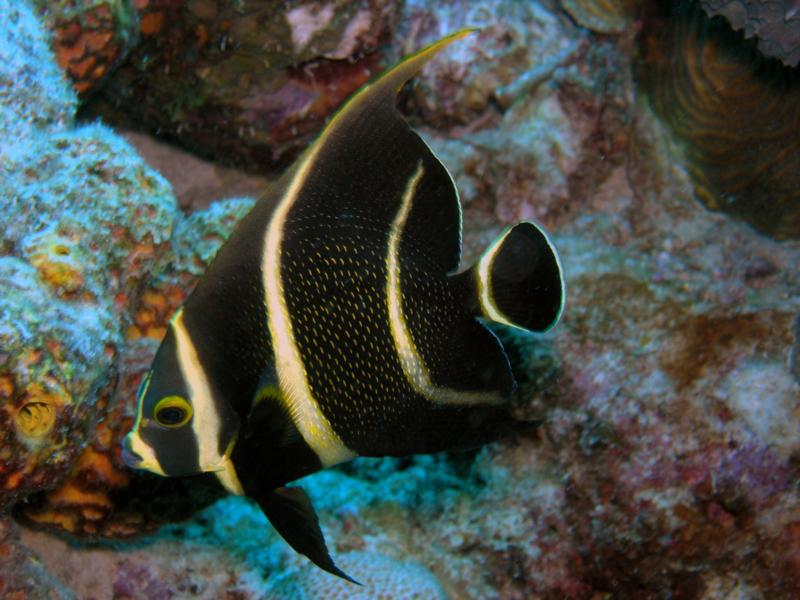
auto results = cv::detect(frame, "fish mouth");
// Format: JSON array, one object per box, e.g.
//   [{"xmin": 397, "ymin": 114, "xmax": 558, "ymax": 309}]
[
  {"xmin": 120, "ymin": 432, "xmax": 165, "ymax": 475},
  {"xmin": 121, "ymin": 434, "xmax": 143, "ymax": 468}
]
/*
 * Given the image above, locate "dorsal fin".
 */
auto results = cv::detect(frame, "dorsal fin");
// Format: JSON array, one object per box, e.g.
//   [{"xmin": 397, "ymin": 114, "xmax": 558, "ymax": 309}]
[
  {"xmin": 320, "ymin": 29, "xmax": 476, "ymax": 137},
  {"xmin": 280, "ymin": 29, "xmax": 477, "ymax": 275}
]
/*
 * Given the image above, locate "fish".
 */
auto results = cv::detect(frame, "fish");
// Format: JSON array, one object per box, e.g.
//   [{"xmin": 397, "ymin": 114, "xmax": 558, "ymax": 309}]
[{"xmin": 122, "ymin": 29, "xmax": 565, "ymax": 583}]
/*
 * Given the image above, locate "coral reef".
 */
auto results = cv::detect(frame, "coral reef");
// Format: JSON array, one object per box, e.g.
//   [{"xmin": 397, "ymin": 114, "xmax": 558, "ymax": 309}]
[
  {"xmin": 33, "ymin": 0, "xmax": 140, "ymax": 96},
  {"xmin": 412, "ymin": 10, "xmax": 631, "ymax": 246},
  {"xmin": 0, "ymin": 518, "xmax": 74, "ymax": 600},
  {"xmin": 0, "ymin": 257, "xmax": 109, "ymax": 509},
  {"xmin": 701, "ymin": 0, "xmax": 800, "ymax": 67},
  {"xmin": 1, "ymin": 1, "xmax": 267, "ymax": 544},
  {"xmin": 83, "ymin": 0, "xmax": 634, "ymax": 170},
  {"xmin": 21, "ymin": 511, "xmax": 272, "ymax": 600},
  {"xmin": 0, "ymin": 0, "xmax": 75, "ymax": 139},
  {"xmin": 637, "ymin": 1, "xmax": 800, "ymax": 240},
  {"xmin": 396, "ymin": 0, "xmax": 586, "ymax": 127},
  {"xmin": 85, "ymin": 0, "xmax": 401, "ymax": 169},
  {"xmin": 2, "ymin": 0, "xmax": 799, "ymax": 598},
  {"xmin": 0, "ymin": 0, "xmax": 170, "ymax": 515},
  {"xmin": 559, "ymin": 0, "xmax": 635, "ymax": 34},
  {"xmin": 0, "ymin": 121, "xmax": 176, "ymax": 514},
  {"xmin": 19, "ymin": 198, "xmax": 254, "ymax": 538}
]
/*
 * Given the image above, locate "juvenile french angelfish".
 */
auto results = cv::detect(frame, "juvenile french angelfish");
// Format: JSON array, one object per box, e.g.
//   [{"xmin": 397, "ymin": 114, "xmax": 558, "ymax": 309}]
[{"xmin": 122, "ymin": 29, "xmax": 564, "ymax": 583}]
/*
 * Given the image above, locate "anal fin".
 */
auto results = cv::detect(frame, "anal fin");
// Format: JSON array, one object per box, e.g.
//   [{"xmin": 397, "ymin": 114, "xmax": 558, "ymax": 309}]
[{"xmin": 255, "ymin": 486, "xmax": 359, "ymax": 584}]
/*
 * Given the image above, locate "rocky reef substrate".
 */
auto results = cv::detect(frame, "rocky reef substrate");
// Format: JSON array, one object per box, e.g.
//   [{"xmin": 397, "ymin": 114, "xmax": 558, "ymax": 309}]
[{"xmin": 2, "ymin": 0, "xmax": 799, "ymax": 598}]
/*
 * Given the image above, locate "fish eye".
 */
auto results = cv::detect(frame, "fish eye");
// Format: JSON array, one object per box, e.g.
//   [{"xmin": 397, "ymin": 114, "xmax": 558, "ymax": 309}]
[{"xmin": 153, "ymin": 396, "xmax": 193, "ymax": 429}]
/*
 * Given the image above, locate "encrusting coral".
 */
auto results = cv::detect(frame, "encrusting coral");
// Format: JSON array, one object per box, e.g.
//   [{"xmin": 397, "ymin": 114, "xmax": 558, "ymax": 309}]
[
  {"xmin": 32, "ymin": 0, "xmax": 140, "ymax": 97},
  {"xmin": 2, "ymin": 0, "xmax": 263, "ymax": 543},
  {"xmin": 0, "ymin": 121, "xmax": 177, "ymax": 516},
  {"xmin": 0, "ymin": 0, "xmax": 175, "ymax": 525},
  {"xmin": 18, "ymin": 199, "xmax": 256, "ymax": 539},
  {"xmin": 0, "ymin": 0, "xmax": 75, "ymax": 139}
]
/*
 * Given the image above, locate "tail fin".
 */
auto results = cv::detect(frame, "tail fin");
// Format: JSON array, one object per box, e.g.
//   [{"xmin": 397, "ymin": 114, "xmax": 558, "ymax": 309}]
[{"xmin": 454, "ymin": 222, "xmax": 564, "ymax": 332}]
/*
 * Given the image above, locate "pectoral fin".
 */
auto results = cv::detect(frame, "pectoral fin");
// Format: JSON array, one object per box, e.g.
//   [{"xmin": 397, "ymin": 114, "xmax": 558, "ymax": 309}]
[
  {"xmin": 249, "ymin": 364, "xmax": 299, "ymax": 448},
  {"xmin": 255, "ymin": 486, "xmax": 359, "ymax": 584},
  {"xmin": 234, "ymin": 366, "xmax": 324, "ymax": 490}
]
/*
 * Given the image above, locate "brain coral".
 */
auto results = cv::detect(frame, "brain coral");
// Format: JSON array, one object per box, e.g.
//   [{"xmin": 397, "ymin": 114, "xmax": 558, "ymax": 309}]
[{"xmin": 274, "ymin": 551, "xmax": 447, "ymax": 600}]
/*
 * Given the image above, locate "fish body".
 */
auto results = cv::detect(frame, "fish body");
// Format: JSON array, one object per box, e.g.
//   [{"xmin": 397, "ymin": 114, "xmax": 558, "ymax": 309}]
[{"xmin": 123, "ymin": 30, "xmax": 564, "ymax": 582}]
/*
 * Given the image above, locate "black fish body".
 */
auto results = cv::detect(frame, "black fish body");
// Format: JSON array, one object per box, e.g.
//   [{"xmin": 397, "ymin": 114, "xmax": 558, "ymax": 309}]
[{"xmin": 123, "ymin": 30, "xmax": 564, "ymax": 583}]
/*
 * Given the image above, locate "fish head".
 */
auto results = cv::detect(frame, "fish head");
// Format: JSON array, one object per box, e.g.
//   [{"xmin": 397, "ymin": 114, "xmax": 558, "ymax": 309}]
[{"xmin": 122, "ymin": 312, "xmax": 240, "ymax": 478}]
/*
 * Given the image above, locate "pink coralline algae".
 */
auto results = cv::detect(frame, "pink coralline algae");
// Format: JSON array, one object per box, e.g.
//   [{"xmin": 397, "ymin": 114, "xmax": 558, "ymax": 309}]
[{"xmin": 512, "ymin": 97, "xmax": 800, "ymax": 593}]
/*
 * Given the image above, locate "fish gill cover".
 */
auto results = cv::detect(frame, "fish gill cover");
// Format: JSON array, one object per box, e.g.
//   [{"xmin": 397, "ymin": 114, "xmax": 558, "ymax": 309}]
[{"xmin": 1, "ymin": 0, "xmax": 799, "ymax": 599}]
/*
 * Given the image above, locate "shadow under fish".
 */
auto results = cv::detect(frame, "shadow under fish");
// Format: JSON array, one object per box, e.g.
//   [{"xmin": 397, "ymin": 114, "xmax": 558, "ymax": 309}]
[{"xmin": 121, "ymin": 30, "xmax": 565, "ymax": 583}]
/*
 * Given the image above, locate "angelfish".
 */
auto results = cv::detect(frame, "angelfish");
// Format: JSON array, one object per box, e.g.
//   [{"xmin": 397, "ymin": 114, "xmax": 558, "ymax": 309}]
[{"xmin": 122, "ymin": 30, "xmax": 564, "ymax": 583}]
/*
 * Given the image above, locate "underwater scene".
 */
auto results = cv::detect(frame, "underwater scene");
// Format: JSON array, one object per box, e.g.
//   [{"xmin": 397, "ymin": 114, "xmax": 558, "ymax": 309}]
[{"xmin": 1, "ymin": 0, "xmax": 799, "ymax": 598}]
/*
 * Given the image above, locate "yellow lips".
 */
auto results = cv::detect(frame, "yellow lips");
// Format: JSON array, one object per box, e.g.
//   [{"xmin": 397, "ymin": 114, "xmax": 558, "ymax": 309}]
[{"xmin": 121, "ymin": 431, "xmax": 166, "ymax": 476}]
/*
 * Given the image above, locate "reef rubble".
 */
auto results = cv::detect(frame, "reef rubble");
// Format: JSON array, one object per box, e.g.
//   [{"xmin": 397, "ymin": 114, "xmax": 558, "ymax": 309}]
[{"xmin": 2, "ymin": 0, "xmax": 799, "ymax": 598}]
